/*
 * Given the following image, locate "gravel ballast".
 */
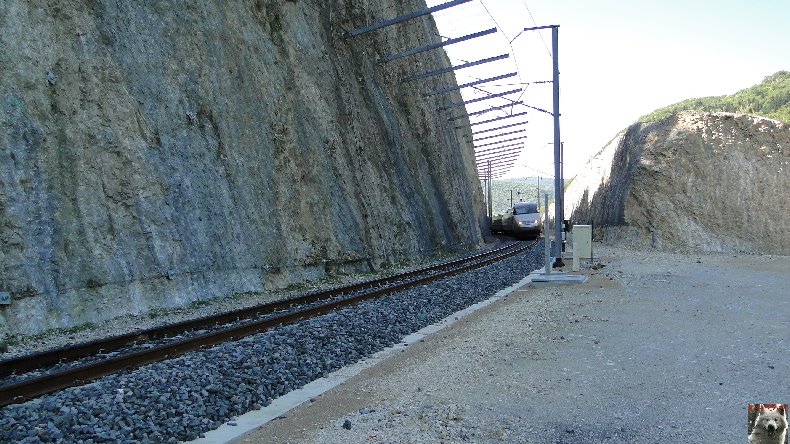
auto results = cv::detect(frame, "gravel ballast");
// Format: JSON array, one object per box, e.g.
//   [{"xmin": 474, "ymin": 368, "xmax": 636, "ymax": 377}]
[
  {"xmin": 246, "ymin": 245, "xmax": 790, "ymax": 443},
  {"xmin": 0, "ymin": 243, "xmax": 544, "ymax": 443}
]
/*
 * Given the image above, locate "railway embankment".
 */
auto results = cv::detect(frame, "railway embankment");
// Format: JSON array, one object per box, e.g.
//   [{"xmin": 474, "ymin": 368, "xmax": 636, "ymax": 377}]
[
  {"xmin": 0, "ymin": 244, "xmax": 545, "ymax": 443},
  {"xmin": 0, "ymin": 1, "xmax": 485, "ymax": 338},
  {"xmin": 244, "ymin": 244, "xmax": 790, "ymax": 443},
  {"xmin": 565, "ymin": 110, "xmax": 790, "ymax": 255}
]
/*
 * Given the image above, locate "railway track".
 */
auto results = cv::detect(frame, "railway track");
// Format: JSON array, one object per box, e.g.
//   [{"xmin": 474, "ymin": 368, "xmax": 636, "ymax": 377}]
[{"xmin": 0, "ymin": 240, "xmax": 536, "ymax": 408}]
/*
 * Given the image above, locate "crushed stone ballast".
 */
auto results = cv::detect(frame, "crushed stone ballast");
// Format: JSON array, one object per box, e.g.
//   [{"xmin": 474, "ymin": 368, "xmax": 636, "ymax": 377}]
[{"xmin": 0, "ymin": 242, "xmax": 544, "ymax": 443}]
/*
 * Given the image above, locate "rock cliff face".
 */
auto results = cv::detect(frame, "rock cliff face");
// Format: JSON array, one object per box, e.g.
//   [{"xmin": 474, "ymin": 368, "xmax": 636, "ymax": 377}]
[
  {"xmin": 0, "ymin": 1, "xmax": 485, "ymax": 336},
  {"xmin": 566, "ymin": 111, "xmax": 790, "ymax": 254}
]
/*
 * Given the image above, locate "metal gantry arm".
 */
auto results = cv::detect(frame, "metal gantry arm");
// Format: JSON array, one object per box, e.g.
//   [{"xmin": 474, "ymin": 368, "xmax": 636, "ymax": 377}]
[
  {"xmin": 474, "ymin": 147, "xmax": 523, "ymax": 162},
  {"xmin": 478, "ymin": 160, "xmax": 515, "ymax": 170},
  {"xmin": 474, "ymin": 135, "xmax": 527, "ymax": 148},
  {"xmin": 402, "ymin": 54, "xmax": 509, "ymax": 83},
  {"xmin": 424, "ymin": 72, "xmax": 516, "ymax": 96},
  {"xmin": 475, "ymin": 144, "xmax": 524, "ymax": 155},
  {"xmin": 474, "ymin": 141, "xmax": 524, "ymax": 155},
  {"xmin": 480, "ymin": 157, "xmax": 516, "ymax": 165},
  {"xmin": 448, "ymin": 101, "xmax": 524, "ymax": 121},
  {"xmin": 477, "ymin": 163, "xmax": 515, "ymax": 177},
  {"xmin": 480, "ymin": 172, "xmax": 507, "ymax": 180},
  {"xmin": 476, "ymin": 153, "xmax": 520, "ymax": 165},
  {"xmin": 454, "ymin": 111, "xmax": 529, "ymax": 129},
  {"xmin": 472, "ymin": 121, "xmax": 528, "ymax": 135},
  {"xmin": 346, "ymin": 0, "xmax": 473, "ymax": 37},
  {"xmin": 478, "ymin": 168, "xmax": 514, "ymax": 178},
  {"xmin": 476, "ymin": 152, "xmax": 520, "ymax": 165},
  {"xmin": 478, "ymin": 171, "xmax": 511, "ymax": 180},
  {"xmin": 473, "ymin": 128, "xmax": 526, "ymax": 143},
  {"xmin": 477, "ymin": 159, "xmax": 516, "ymax": 170},
  {"xmin": 380, "ymin": 28, "xmax": 497, "ymax": 63},
  {"xmin": 479, "ymin": 160, "xmax": 515, "ymax": 170},
  {"xmin": 438, "ymin": 88, "xmax": 521, "ymax": 111}
]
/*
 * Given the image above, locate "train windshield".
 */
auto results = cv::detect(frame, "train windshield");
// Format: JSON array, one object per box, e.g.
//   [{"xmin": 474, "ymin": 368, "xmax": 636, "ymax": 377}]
[{"xmin": 513, "ymin": 203, "xmax": 539, "ymax": 215}]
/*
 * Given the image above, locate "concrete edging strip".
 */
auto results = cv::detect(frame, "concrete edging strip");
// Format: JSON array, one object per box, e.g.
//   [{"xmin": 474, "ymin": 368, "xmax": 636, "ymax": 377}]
[{"xmin": 187, "ymin": 270, "xmax": 539, "ymax": 444}]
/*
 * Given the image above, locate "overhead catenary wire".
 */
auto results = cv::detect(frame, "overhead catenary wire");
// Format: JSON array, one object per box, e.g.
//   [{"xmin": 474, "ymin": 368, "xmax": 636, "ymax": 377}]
[
  {"xmin": 479, "ymin": 0, "xmax": 526, "ymax": 87},
  {"xmin": 421, "ymin": 0, "xmax": 561, "ymax": 179},
  {"xmin": 522, "ymin": 0, "xmax": 552, "ymax": 57},
  {"xmin": 518, "ymin": 163, "xmax": 553, "ymax": 178},
  {"xmin": 428, "ymin": 1, "xmax": 522, "ymax": 97},
  {"xmin": 305, "ymin": 0, "xmax": 552, "ymax": 181}
]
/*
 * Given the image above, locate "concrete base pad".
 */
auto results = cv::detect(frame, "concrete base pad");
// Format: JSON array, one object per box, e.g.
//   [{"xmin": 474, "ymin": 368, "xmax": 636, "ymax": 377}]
[{"xmin": 528, "ymin": 271, "xmax": 589, "ymax": 284}]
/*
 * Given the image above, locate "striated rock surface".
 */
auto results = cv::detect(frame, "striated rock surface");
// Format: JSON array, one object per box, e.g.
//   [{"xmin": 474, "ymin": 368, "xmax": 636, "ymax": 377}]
[
  {"xmin": 0, "ymin": 1, "xmax": 485, "ymax": 336},
  {"xmin": 566, "ymin": 111, "xmax": 790, "ymax": 254}
]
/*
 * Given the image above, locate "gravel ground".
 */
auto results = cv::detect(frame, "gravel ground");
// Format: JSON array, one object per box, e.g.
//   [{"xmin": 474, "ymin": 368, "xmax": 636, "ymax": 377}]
[
  {"xmin": 0, "ymin": 242, "xmax": 543, "ymax": 443},
  {"xmin": 241, "ymin": 245, "xmax": 790, "ymax": 443}
]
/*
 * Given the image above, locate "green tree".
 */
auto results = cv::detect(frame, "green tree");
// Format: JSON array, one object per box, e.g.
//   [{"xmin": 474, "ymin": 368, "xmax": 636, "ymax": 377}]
[{"xmin": 640, "ymin": 71, "xmax": 790, "ymax": 124}]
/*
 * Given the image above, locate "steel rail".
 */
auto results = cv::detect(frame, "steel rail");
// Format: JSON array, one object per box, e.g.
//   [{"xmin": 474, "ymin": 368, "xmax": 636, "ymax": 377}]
[
  {"xmin": 0, "ymin": 241, "xmax": 535, "ymax": 407},
  {"xmin": 0, "ymin": 241, "xmax": 523, "ymax": 378}
]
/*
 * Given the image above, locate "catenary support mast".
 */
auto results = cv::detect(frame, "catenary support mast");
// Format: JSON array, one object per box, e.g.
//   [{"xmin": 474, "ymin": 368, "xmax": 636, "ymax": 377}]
[{"xmin": 551, "ymin": 26, "xmax": 564, "ymax": 266}]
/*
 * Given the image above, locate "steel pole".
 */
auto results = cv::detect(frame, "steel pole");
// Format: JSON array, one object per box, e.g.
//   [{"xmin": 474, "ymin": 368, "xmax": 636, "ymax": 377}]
[
  {"xmin": 482, "ymin": 178, "xmax": 487, "ymax": 216},
  {"xmin": 487, "ymin": 161, "xmax": 493, "ymax": 223},
  {"xmin": 544, "ymin": 193, "xmax": 551, "ymax": 274},
  {"xmin": 560, "ymin": 141, "xmax": 565, "ymax": 254},
  {"xmin": 551, "ymin": 26, "xmax": 564, "ymax": 267}
]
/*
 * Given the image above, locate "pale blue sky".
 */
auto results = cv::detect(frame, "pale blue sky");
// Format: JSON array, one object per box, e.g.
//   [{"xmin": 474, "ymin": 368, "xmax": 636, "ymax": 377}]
[{"xmin": 425, "ymin": 0, "xmax": 789, "ymax": 177}]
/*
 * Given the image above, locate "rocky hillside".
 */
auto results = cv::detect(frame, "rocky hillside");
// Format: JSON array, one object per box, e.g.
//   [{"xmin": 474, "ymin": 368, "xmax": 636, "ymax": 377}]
[
  {"xmin": 566, "ymin": 111, "xmax": 790, "ymax": 254},
  {"xmin": 641, "ymin": 71, "xmax": 790, "ymax": 124},
  {"xmin": 0, "ymin": 1, "xmax": 485, "ymax": 336}
]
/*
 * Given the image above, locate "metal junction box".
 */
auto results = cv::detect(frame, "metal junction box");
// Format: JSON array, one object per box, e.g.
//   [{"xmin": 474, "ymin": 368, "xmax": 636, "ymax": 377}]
[{"xmin": 573, "ymin": 225, "xmax": 593, "ymax": 259}]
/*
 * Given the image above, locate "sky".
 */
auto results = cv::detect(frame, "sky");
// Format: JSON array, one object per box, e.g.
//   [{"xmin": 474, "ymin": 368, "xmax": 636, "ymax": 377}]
[{"xmin": 421, "ymin": 0, "xmax": 789, "ymax": 178}]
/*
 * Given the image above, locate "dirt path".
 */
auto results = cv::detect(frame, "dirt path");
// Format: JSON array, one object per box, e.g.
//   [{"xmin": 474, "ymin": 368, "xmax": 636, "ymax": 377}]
[{"xmin": 236, "ymin": 245, "xmax": 790, "ymax": 443}]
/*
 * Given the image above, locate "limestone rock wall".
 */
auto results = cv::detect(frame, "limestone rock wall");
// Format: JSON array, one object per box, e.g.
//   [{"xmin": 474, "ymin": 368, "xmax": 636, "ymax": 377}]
[
  {"xmin": 566, "ymin": 111, "xmax": 790, "ymax": 254},
  {"xmin": 0, "ymin": 1, "xmax": 486, "ymax": 336}
]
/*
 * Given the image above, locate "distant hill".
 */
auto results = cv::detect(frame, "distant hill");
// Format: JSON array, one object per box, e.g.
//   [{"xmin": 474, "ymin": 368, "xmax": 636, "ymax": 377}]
[{"xmin": 640, "ymin": 71, "xmax": 790, "ymax": 124}]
